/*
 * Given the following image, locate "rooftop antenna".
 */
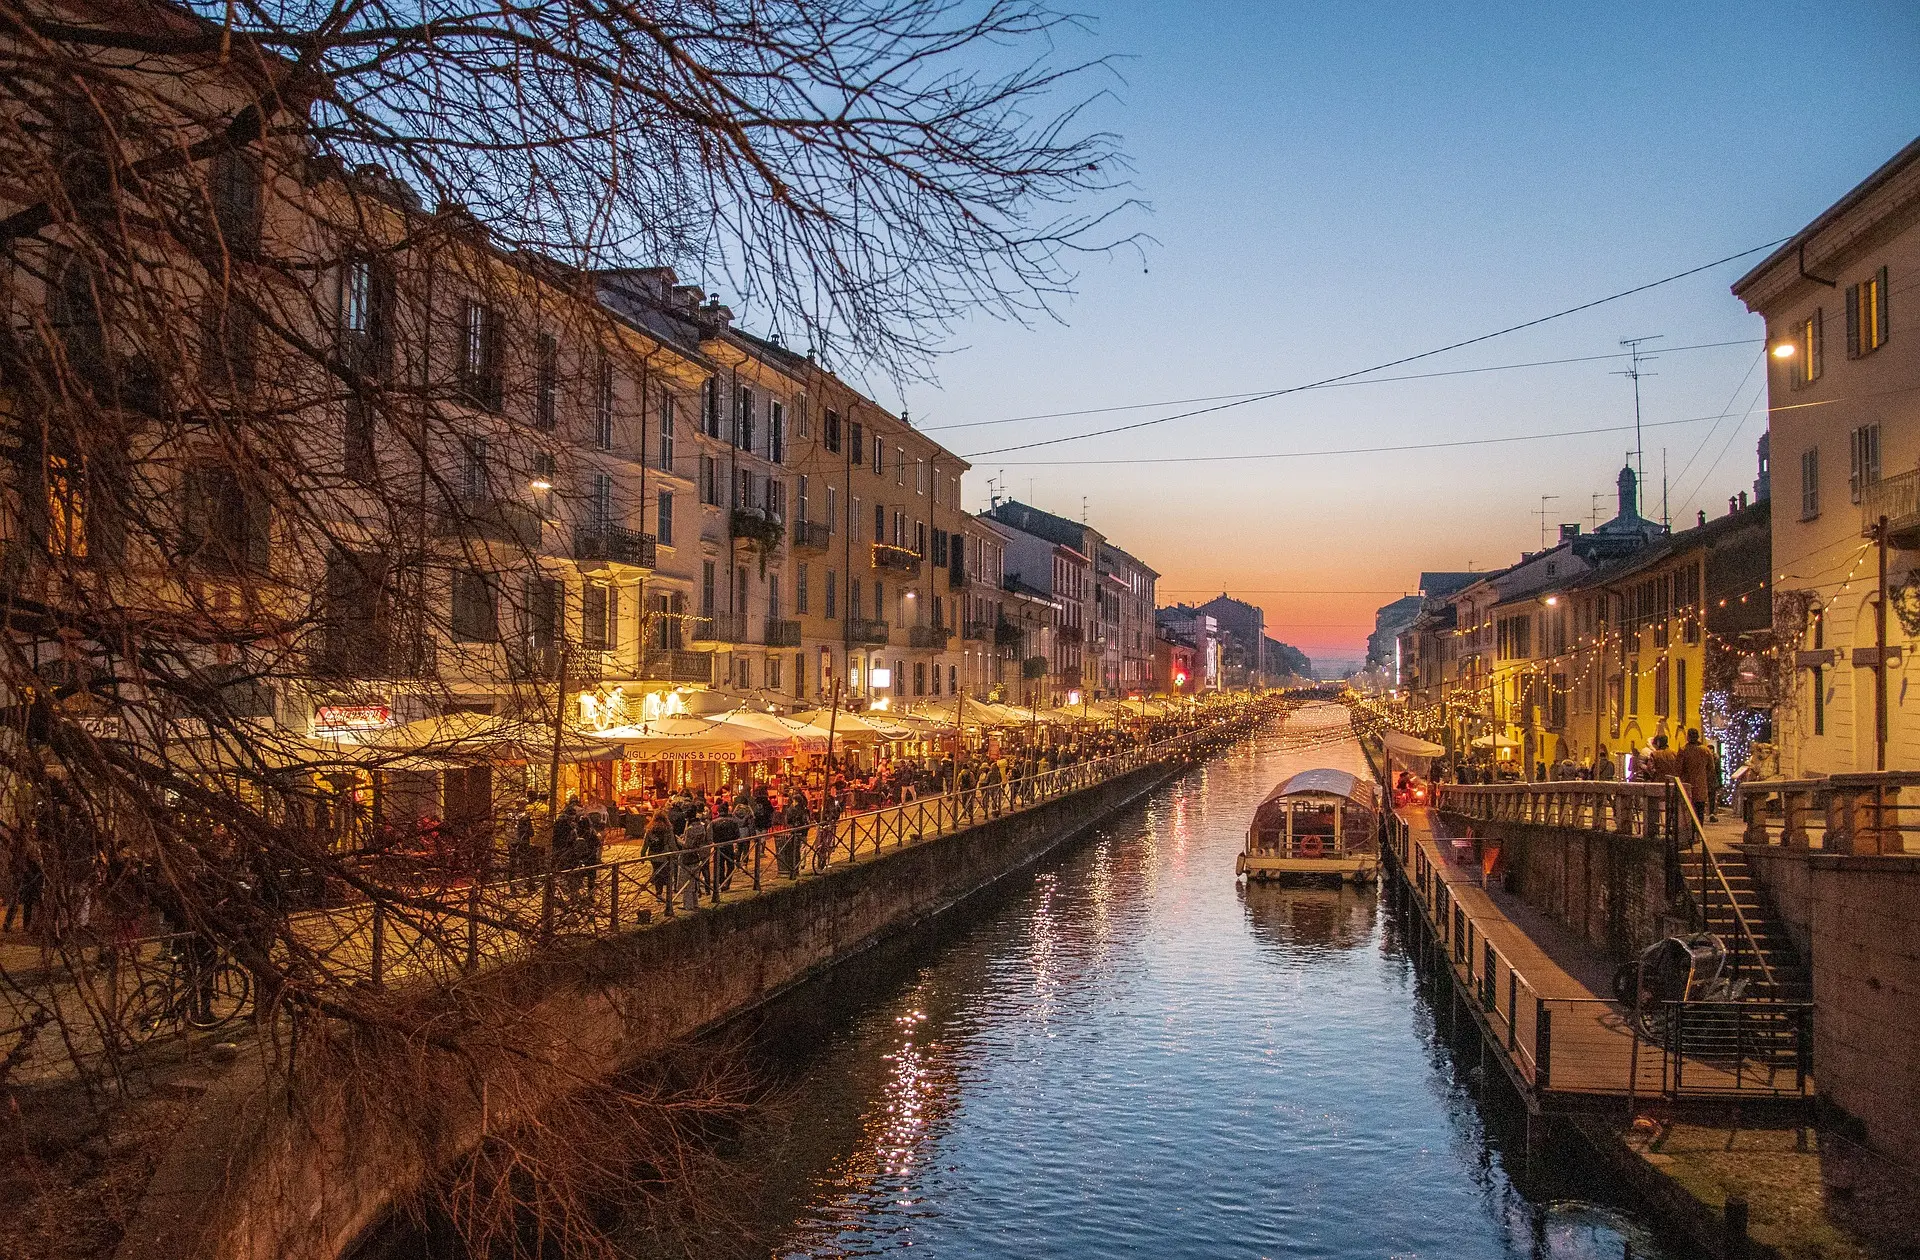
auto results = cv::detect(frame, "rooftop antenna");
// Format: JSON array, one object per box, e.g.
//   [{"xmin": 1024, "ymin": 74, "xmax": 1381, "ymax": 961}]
[
  {"xmin": 1661, "ymin": 447, "xmax": 1670, "ymax": 532},
  {"xmin": 1614, "ymin": 335, "xmax": 1664, "ymax": 485},
  {"xmin": 1534, "ymin": 494, "xmax": 1561, "ymax": 551},
  {"xmin": 1082, "ymin": 495, "xmax": 1088, "ymax": 524},
  {"xmin": 1591, "ymin": 492, "xmax": 1606, "ymax": 531},
  {"xmin": 986, "ymin": 475, "xmax": 1002, "ymax": 509}
]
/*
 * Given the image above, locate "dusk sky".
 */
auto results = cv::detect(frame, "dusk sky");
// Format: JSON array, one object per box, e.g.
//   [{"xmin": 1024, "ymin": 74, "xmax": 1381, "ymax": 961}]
[{"xmin": 881, "ymin": 1, "xmax": 1920, "ymax": 668}]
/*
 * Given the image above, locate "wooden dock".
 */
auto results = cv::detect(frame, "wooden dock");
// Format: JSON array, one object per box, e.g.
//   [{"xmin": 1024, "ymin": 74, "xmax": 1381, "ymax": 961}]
[{"xmin": 1386, "ymin": 805, "xmax": 1811, "ymax": 1112}]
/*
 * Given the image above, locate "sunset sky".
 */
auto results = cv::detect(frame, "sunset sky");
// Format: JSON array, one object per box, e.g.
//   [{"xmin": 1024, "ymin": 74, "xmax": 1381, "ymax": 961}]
[{"xmin": 879, "ymin": 0, "xmax": 1920, "ymax": 668}]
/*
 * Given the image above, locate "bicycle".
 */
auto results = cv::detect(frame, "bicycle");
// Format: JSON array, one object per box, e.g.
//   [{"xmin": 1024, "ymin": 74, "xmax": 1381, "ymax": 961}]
[{"xmin": 123, "ymin": 943, "xmax": 252, "ymax": 1044}]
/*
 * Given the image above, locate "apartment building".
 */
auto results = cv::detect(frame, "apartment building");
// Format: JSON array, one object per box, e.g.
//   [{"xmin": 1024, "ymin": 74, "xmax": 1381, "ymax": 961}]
[
  {"xmin": 1095, "ymin": 543, "xmax": 1159, "ymax": 694},
  {"xmin": 1733, "ymin": 136, "xmax": 1920, "ymax": 774}
]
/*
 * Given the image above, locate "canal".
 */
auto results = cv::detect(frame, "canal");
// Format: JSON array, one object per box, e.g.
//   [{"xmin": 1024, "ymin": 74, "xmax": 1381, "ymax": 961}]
[{"xmin": 657, "ymin": 703, "xmax": 1676, "ymax": 1259}]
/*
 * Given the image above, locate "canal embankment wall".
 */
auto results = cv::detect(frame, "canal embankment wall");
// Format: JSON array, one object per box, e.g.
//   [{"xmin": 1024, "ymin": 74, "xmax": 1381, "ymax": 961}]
[
  {"xmin": 1433, "ymin": 812, "xmax": 1669, "ymax": 962},
  {"xmin": 1739, "ymin": 846, "xmax": 1920, "ymax": 1167},
  {"xmin": 118, "ymin": 756, "xmax": 1199, "ymax": 1260}
]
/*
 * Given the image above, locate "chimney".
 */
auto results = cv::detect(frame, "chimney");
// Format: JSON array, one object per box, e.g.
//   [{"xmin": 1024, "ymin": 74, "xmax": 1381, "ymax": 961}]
[
  {"xmin": 1697, "ymin": 510, "xmax": 1707, "ymax": 527},
  {"xmin": 1559, "ymin": 523, "xmax": 1581, "ymax": 542},
  {"xmin": 1729, "ymin": 496, "xmax": 1738, "ymax": 516},
  {"xmin": 1738, "ymin": 490, "xmax": 1749, "ymax": 511},
  {"xmin": 692, "ymin": 295, "xmax": 733, "ymax": 339}
]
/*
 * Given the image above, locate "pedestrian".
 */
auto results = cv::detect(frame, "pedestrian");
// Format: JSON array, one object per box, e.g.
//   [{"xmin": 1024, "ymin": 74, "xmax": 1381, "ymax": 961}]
[
  {"xmin": 778, "ymin": 792, "xmax": 810, "ymax": 879},
  {"xmin": 643, "ymin": 809, "xmax": 676, "ymax": 906},
  {"xmin": 1646, "ymin": 735, "xmax": 1680, "ymax": 784},
  {"xmin": 1594, "ymin": 745, "xmax": 1617, "ymax": 781},
  {"xmin": 1678, "ymin": 728, "xmax": 1714, "ymax": 826},
  {"xmin": 508, "ymin": 805, "xmax": 535, "ymax": 891},
  {"xmin": 4, "ymin": 850, "xmax": 43, "ymax": 936},
  {"xmin": 708, "ymin": 806, "xmax": 741, "ymax": 893}
]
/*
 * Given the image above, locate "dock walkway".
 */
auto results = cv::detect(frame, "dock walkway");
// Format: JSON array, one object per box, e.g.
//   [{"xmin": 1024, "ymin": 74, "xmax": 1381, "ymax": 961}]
[{"xmin": 1388, "ymin": 805, "xmax": 1810, "ymax": 1110}]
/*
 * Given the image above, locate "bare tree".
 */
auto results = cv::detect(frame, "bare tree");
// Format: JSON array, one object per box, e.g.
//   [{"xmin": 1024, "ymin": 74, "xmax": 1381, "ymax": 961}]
[{"xmin": 0, "ymin": 0, "xmax": 1129, "ymax": 1252}]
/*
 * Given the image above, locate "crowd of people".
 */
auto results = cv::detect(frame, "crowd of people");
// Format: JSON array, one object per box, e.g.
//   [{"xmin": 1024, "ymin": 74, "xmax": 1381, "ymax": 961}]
[{"xmin": 1439, "ymin": 726, "xmax": 1726, "ymax": 818}]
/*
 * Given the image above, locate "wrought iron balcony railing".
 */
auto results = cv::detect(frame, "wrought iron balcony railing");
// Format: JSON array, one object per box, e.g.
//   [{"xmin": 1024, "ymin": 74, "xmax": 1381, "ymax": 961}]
[
  {"xmin": 638, "ymin": 649, "xmax": 714, "ymax": 684},
  {"xmin": 790, "ymin": 521, "xmax": 833, "ymax": 550},
  {"xmin": 575, "ymin": 524, "xmax": 657, "ymax": 569},
  {"xmin": 693, "ymin": 612, "xmax": 751, "ymax": 644},
  {"xmin": 909, "ymin": 625, "xmax": 951, "ymax": 649},
  {"xmin": 764, "ymin": 618, "xmax": 803, "ymax": 647},
  {"xmin": 848, "ymin": 617, "xmax": 890, "ymax": 645},
  {"xmin": 1863, "ymin": 466, "xmax": 1920, "ymax": 548},
  {"xmin": 871, "ymin": 543, "xmax": 922, "ymax": 576},
  {"xmin": 435, "ymin": 496, "xmax": 544, "ymax": 549},
  {"xmin": 963, "ymin": 620, "xmax": 993, "ymax": 642}
]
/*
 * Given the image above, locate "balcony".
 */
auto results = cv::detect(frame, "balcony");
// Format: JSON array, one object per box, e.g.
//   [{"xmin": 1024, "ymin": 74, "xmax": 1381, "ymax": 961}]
[
  {"xmin": 848, "ymin": 618, "xmax": 890, "ymax": 645},
  {"xmin": 509, "ymin": 641, "xmax": 609, "ymax": 683},
  {"xmin": 575, "ymin": 524, "xmax": 657, "ymax": 570},
  {"xmin": 1863, "ymin": 467, "xmax": 1920, "ymax": 548},
  {"xmin": 791, "ymin": 521, "xmax": 833, "ymax": 551},
  {"xmin": 909, "ymin": 625, "xmax": 951, "ymax": 649},
  {"xmin": 1021, "ymin": 654, "xmax": 1049, "ymax": 680},
  {"xmin": 764, "ymin": 618, "xmax": 802, "ymax": 647},
  {"xmin": 1057, "ymin": 623, "xmax": 1084, "ymax": 644},
  {"xmin": 693, "ymin": 612, "xmax": 751, "ymax": 644},
  {"xmin": 871, "ymin": 543, "xmax": 922, "ymax": 576},
  {"xmin": 730, "ymin": 507, "xmax": 784, "ymax": 551},
  {"xmin": 313, "ymin": 635, "xmax": 437, "ymax": 682},
  {"xmin": 435, "ymin": 496, "xmax": 543, "ymax": 549},
  {"xmin": 638, "ymin": 649, "xmax": 713, "ymax": 684},
  {"xmin": 994, "ymin": 621, "xmax": 1024, "ymax": 648},
  {"xmin": 963, "ymin": 621, "xmax": 993, "ymax": 642}
]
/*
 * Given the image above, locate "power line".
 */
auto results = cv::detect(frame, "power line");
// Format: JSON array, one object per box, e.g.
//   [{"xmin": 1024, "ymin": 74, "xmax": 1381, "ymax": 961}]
[
  {"xmin": 984, "ymin": 411, "xmax": 1730, "ymax": 467},
  {"xmin": 922, "ymin": 338, "xmax": 1761, "ymax": 434},
  {"xmin": 962, "ymin": 237, "xmax": 1791, "ymax": 458}
]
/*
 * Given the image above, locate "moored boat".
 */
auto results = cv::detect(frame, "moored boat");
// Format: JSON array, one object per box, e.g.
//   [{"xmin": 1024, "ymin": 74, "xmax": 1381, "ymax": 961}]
[{"xmin": 1236, "ymin": 768, "xmax": 1380, "ymax": 884}]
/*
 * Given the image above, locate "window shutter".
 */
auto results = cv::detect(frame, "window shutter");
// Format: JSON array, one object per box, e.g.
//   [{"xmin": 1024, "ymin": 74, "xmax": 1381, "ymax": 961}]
[
  {"xmin": 1845, "ymin": 284, "xmax": 1860, "ymax": 358},
  {"xmin": 1877, "ymin": 265, "xmax": 1890, "ymax": 348},
  {"xmin": 245, "ymin": 489, "xmax": 271, "ymax": 572}
]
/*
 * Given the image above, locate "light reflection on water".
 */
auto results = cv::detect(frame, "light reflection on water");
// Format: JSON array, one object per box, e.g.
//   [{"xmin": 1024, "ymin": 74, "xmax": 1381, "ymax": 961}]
[{"xmin": 675, "ymin": 714, "xmax": 1675, "ymax": 1260}]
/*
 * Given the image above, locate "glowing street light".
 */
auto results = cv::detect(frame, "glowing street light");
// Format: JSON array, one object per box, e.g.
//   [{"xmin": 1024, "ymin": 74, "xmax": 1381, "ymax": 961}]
[{"xmin": 1771, "ymin": 343, "xmax": 1796, "ymax": 359}]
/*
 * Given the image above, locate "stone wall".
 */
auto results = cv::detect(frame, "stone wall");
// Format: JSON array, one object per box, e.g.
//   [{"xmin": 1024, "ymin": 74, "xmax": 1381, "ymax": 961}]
[
  {"xmin": 1438, "ymin": 814, "xmax": 1670, "ymax": 961},
  {"xmin": 1743, "ymin": 848, "xmax": 1920, "ymax": 1166},
  {"xmin": 118, "ymin": 762, "xmax": 1182, "ymax": 1260}
]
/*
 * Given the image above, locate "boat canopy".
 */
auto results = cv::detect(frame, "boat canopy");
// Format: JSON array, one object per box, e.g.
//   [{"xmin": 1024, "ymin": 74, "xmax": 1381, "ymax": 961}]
[{"xmin": 1259, "ymin": 768, "xmax": 1377, "ymax": 810}]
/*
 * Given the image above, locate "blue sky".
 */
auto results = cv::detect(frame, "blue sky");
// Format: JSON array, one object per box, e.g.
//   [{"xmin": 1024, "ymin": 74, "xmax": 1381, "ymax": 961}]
[{"xmin": 888, "ymin": 0, "xmax": 1920, "ymax": 664}]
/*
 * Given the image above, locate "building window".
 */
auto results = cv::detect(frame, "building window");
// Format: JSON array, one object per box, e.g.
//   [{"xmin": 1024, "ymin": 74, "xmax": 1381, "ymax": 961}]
[
  {"xmin": 826, "ymin": 570, "xmax": 838, "ymax": 620},
  {"xmin": 797, "ymin": 475, "xmax": 810, "ymax": 524},
  {"xmin": 658, "ymin": 396, "xmax": 676, "ymax": 470},
  {"xmin": 825, "ymin": 410, "xmax": 841, "ymax": 454},
  {"xmin": 850, "ymin": 421, "xmax": 864, "ymax": 465},
  {"xmin": 736, "ymin": 386, "xmax": 754, "ymax": 451},
  {"xmin": 874, "ymin": 503, "xmax": 885, "ymax": 543},
  {"xmin": 657, "ymin": 490, "xmax": 674, "ymax": 546},
  {"xmin": 592, "ymin": 471, "xmax": 613, "ymax": 528},
  {"xmin": 343, "ymin": 399, "xmax": 376, "ymax": 483},
  {"xmin": 457, "ymin": 300, "xmax": 503, "ymax": 409},
  {"xmin": 1811, "ymin": 665, "xmax": 1825, "ymax": 736},
  {"xmin": 595, "ymin": 359, "xmax": 615, "ymax": 449},
  {"xmin": 703, "ymin": 378, "xmax": 722, "ymax": 437},
  {"xmin": 874, "ymin": 436, "xmax": 885, "ymax": 474},
  {"xmin": 768, "ymin": 656, "xmax": 783, "ymax": 690},
  {"xmin": 1800, "ymin": 447, "xmax": 1819, "ymax": 521},
  {"xmin": 1674, "ymin": 658, "xmax": 1687, "ymax": 728},
  {"xmin": 534, "ymin": 334, "xmax": 558, "ymax": 430},
  {"xmin": 337, "ymin": 255, "xmax": 394, "ymax": 376},
  {"xmin": 1849, "ymin": 424, "xmax": 1880, "ymax": 504},
  {"xmin": 767, "ymin": 476, "xmax": 786, "ymax": 522},
  {"xmin": 582, "ymin": 583, "xmax": 615, "ymax": 651},
  {"xmin": 770, "ymin": 401, "xmax": 785, "ymax": 464},
  {"xmin": 1846, "ymin": 266, "xmax": 1889, "ymax": 358},
  {"xmin": 451, "ymin": 570, "xmax": 499, "ymax": 641},
  {"xmin": 700, "ymin": 454, "xmax": 719, "ymax": 505},
  {"xmin": 797, "ymin": 563, "xmax": 810, "ymax": 615},
  {"xmin": 462, "ymin": 437, "xmax": 489, "ymax": 501},
  {"xmin": 1789, "ymin": 310, "xmax": 1822, "ymax": 388},
  {"xmin": 702, "ymin": 560, "xmax": 716, "ymax": 616},
  {"xmin": 211, "ymin": 148, "xmax": 261, "ymax": 252}
]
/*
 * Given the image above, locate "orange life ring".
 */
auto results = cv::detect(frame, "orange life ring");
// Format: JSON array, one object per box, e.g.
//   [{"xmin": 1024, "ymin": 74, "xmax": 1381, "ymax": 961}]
[{"xmin": 1300, "ymin": 835, "xmax": 1325, "ymax": 858}]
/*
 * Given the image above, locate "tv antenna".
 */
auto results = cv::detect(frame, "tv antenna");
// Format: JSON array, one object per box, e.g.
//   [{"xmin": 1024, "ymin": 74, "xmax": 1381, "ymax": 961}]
[
  {"xmin": 1590, "ymin": 492, "xmax": 1606, "ymax": 530},
  {"xmin": 1614, "ymin": 335, "xmax": 1664, "ymax": 485},
  {"xmin": 1534, "ymin": 495, "xmax": 1561, "ymax": 551}
]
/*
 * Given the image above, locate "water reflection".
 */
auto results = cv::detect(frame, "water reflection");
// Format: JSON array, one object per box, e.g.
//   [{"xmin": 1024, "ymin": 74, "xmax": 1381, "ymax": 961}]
[
  {"xmin": 638, "ymin": 708, "xmax": 1673, "ymax": 1260},
  {"xmin": 1240, "ymin": 881, "xmax": 1378, "ymax": 954}
]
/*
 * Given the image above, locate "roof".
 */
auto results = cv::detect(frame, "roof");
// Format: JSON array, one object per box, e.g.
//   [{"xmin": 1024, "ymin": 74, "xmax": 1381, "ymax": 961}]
[
  {"xmin": 1564, "ymin": 499, "xmax": 1770, "ymax": 593},
  {"xmin": 1733, "ymin": 135, "xmax": 1920, "ymax": 298},
  {"xmin": 1261, "ymin": 768, "xmax": 1375, "ymax": 808},
  {"xmin": 986, "ymin": 500, "xmax": 1099, "ymax": 551},
  {"xmin": 1420, "ymin": 572, "xmax": 1479, "ymax": 598}
]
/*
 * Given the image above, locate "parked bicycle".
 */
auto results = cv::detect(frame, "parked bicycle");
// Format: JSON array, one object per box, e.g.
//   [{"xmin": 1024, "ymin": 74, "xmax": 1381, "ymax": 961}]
[{"xmin": 123, "ymin": 941, "xmax": 252, "ymax": 1044}]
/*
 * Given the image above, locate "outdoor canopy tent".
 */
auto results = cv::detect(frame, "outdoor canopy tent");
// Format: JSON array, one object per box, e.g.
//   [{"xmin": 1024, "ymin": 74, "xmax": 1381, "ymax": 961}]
[
  {"xmin": 1470, "ymin": 734, "xmax": 1521, "ymax": 750},
  {"xmin": 716, "ymin": 708, "xmax": 831, "ymax": 754},
  {"xmin": 789, "ymin": 709, "xmax": 913, "ymax": 744},
  {"xmin": 591, "ymin": 713, "xmax": 797, "ymax": 762},
  {"xmin": 1383, "ymin": 731, "xmax": 1446, "ymax": 760}
]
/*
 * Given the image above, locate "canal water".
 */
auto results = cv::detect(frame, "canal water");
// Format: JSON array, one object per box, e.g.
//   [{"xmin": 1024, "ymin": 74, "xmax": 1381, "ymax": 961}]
[{"xmin": 665, "ymin": 704, "xmax": 1676, "ymax": 1260}]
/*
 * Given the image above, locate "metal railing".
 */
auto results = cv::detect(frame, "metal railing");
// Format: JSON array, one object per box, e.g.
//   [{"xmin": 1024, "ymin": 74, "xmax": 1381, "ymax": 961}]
[
  {"xmin": 790, "ymin": 521, "xmax": 832, "ymax": 550},
  {"xmin": 764, "ymin": 618, "xmax": 802, "ymax": 647},
  {"xmin": 574, "ymin": 524, "xmax": 657, "ymax": 569},
  {"xmin": 871, "ymin": 543, "xmax": 922, "ymax": 576},
  {"xmin": 636, "ymin": 648, "xmax": 713, "ymax": 684},
  {"xmin": 847, "ymin": 618, "xmax": 889, "ymax": 645},
  {"xmin": 909, "ymin": 625, "xmax": 951, "ymax": 648},
  {"xmin": 275, "ymin": 707, "xmax": 1273, "ymax": 996},
  {"xmin": 1861, "ymin": 466, "xmax": 1920, "ymax": 539},
  {"xmin": 1388, "ymin": 808, "xmax": 1810, "ymax": 1101}
]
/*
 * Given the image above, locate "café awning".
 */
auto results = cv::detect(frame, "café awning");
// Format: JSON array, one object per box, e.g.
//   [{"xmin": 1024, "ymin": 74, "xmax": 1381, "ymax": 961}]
[
  {"xmin": 1384, "ymin": 731, "xmax": 1447, "ymax": 760},
  {"xmin": 592, "ymin": 713, "xmax": 796, "ymax": 762}
]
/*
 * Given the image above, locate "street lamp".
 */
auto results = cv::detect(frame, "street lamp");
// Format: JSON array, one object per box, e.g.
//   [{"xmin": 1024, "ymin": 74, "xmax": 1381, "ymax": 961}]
[{"xmin": 1770, "ymin": 343, "xmax": 1796, "ymax": 359}]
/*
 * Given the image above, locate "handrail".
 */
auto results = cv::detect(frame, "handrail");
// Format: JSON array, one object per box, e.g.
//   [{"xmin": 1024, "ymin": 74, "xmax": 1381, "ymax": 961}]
[{"xmin": 1669, "ymin": 783, "xmax": 1778, "ymax": 997}]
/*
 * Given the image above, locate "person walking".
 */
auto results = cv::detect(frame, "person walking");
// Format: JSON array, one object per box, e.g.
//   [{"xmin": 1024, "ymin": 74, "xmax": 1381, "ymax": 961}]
[
  {"xmin": 1678, "ymin": 729, "xmax": 1715, "ymax": 826},
  {"xmin": 642, "ymin": 809, "xmax": 677, "ymax": 907},
  {"xmin": 777, "ymin": 791, "xmax": 810, "ymax": 880}
]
